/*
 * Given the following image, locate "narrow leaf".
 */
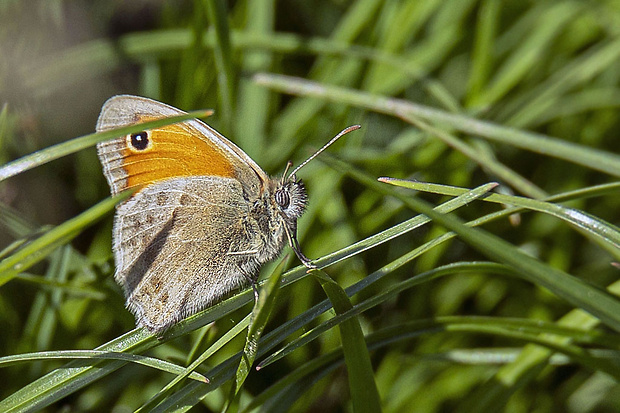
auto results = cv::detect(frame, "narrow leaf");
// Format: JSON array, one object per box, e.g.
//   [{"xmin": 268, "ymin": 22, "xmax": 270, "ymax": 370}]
[
  {"xmin": 0, "ymin": 191, "xmax": 131, "ymax": 286},
  {"xmin": 0, "ymin": 109, "xmax": 212, "ymax": 181},
  {"xmin": 311, "ymin": 269, "xmax": 382, "ymax": 413}
]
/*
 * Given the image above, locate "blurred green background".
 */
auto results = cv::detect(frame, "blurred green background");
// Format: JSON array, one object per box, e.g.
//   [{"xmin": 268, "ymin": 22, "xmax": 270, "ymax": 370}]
[{"xmin": 1, "ymin": 0, "xmax": 620, "ymax": 412}]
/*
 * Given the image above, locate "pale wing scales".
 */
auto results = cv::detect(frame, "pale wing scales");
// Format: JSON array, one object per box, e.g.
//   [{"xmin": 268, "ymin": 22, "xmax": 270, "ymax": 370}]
[{"xmin": 113, "ymin": 176, "xmax": 261, "ymax": 332}]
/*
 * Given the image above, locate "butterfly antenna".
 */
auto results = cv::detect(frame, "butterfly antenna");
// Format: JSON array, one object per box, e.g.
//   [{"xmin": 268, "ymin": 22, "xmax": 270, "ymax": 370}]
[
  {"xmin": 281, "ymin": 161, "xmax": 294, "ymax": 185},
  {"xmin": 287, "ymin": 125, "xmax": 361, "ymax": 179}
]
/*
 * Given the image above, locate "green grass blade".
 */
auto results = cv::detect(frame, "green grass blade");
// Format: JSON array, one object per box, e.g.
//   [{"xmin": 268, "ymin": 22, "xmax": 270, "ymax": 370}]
[
  {"xmin": 378, "ymin": 180, "xmax": 620, "ymax": 332},
  {"xmin": 311, "ymin": 269, "xmax": 382, "ymax": 413},
  {"xmin": 253, "ymin": 73, "xmax": 620, "ymax": 177},
  {"xmin": 204, "ymin": 0, "xmax": 235, "ymax": 130},
  {"xmin": 0, "ymin": 274, "xmax": 257, "ymax": 412},
  {"xmin": 258, "ymin": 262, "xmax": 510, "ymax": 369},
  {"xmin": 0, "ymin": 110, "xmax": 212, "ymax": 182},
  {"xmin": 0, "ymin": 192, "xmax": 131, "ymax": 286},
  {"xmin": 142, "ymin": 183, "xmax": 497, "ymax": 411},
  {"xmin": 0, "ymin": 350, "xmax": 207, "ymax": 382},
  {"xmin": 0, "ymin": 329, "xmax": 149, "ymax": 413},
  {"xmin": 224, "ymin": 257, "xmax": 286, "ymax": 411},
  {"xmin": 381, "ymin": 178, "xmax": 620, "ymax": 255},
  {"xmin": 248, "ymin": 313, "xmax": 620, "ymax": 412}
]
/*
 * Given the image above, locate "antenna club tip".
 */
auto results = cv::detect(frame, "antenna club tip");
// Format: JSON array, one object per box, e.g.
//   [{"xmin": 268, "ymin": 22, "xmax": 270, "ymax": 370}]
[{"xmin": 343, "ymin": 124, "xmax": 361, "ymax": 132}]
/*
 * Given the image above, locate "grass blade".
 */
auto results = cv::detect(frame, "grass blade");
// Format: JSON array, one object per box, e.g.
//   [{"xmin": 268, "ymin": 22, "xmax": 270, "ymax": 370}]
[
  {"xmin": 0, "ymin": 192, "xmax": 131, "ymax": 286},
  {"xmin": 0, "ymin": 110, "xmax": 212, "ymax": 182},
  {"xmin": 0, "ymin": 350, "xmax": 207, "ymax": 383},
  {"xmin": 311, "ymin": 269, "xmax": 382, "ymax": 413},
  {"xmin": 254, "ymin": 73, "xmax": 620, "ymax": 177},
  {"xmin": 379, "ymin": 179, "xmax": 620, "ymax": 332},
  {"xmin": 224, "ymin": 257, "xmax": 286, "ymax": 411}
]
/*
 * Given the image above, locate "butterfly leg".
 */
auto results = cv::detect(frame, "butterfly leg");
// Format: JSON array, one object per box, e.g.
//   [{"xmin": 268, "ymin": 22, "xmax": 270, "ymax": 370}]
[
  {"xmin": 236, "ymin": 264, "xmax": 260, "ymax": 303},
  {"xmin": 283, "ymin": 224, "xmax": 316, "ymax": 269}
]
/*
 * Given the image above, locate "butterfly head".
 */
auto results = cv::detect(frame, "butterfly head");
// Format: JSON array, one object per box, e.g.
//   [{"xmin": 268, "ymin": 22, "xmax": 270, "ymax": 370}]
[
  {"xmin": 262, "ymin": 169, "xmax": 310, "ymax": 267},
  {"xmin": 269, "ymin": 125, "xmax": 362, "ymax": 268},
  {"xmin": 274, "ymin": 175, "xmax": 307, "ymax": 223}
]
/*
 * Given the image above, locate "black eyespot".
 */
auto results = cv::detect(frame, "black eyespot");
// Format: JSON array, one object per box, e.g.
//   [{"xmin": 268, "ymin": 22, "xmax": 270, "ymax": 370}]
[
  {"xmin": 130, "ymin": 131, "xmax": 149, "ymax": 150},
  {"xmin": 275, "ymin": 189, "xmax": 290, "ymax": 209}
]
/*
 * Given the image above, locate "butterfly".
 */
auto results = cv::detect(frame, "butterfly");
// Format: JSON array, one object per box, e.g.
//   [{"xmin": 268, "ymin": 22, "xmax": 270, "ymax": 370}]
[{"xmin": 96, "ymin": 95, "xmax": 357, "ymax": 333}]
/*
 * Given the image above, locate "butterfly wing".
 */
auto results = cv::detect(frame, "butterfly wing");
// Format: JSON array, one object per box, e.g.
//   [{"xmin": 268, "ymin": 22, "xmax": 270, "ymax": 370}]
[
  {"xmin": 114, "ymin": 176, "xmax": 261, "ymax": 332},
  {"xmin": 96, "ymin": 95, "xmax": 267, "ymax": 198},
  {"xmin": 96, "ymin": 96, "xmax": 272, "ymax": 332}
]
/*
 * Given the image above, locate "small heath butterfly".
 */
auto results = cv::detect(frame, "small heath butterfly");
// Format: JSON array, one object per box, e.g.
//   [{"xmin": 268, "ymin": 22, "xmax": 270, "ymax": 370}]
[{"xmin": 96, "ymin": 95, "xmax": 358, "ymax": 333}]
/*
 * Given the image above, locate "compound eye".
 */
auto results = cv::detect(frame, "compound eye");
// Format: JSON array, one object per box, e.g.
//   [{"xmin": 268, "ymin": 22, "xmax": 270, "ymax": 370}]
[{"xmin": 275, "ymin": 189, "xmax": 290, "ymax": 209}]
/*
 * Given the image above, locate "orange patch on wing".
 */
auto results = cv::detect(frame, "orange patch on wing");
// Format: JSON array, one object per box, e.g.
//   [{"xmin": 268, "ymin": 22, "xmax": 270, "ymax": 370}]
[{"xmin": 122, "ymin": 122, "xmax": 234, "ymax": 191}]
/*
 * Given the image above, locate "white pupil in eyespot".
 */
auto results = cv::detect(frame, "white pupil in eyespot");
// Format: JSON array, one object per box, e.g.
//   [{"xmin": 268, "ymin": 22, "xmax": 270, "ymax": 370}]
[{"xmin": 130, "ymin": 132, "xmax": 149, "ymax": 150}]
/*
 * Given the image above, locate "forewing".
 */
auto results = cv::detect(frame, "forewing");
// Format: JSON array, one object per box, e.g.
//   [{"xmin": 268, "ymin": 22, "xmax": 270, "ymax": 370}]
[{"xmin": 96, "ymin": 95, "xmax": 266, "ymax": 198}]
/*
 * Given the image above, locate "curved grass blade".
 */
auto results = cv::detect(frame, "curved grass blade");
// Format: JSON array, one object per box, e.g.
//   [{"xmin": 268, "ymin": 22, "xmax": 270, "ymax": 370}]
[
  {"xmin": 145, "ymin": 188, "xmax": 500, "ymax": 412},
  {"xmin": 0, "ymin": 109, "xmax": 212, "ymax": 182},
  {"xmin": 271, "ymin": 175, "xmax": 620, "ymax": 411},
  {"xmin": 0, "ymin": 191, "xmax": 131, "ymax": 286},
  {"xmin": 0, "ymin": 350, "xmax": 207, "ymax": 382},
  {"xmin": 224, "ymin": 257, "xmax": 287, "ymax": 412},
  {"xmin": 381, "ymin": 177, "xmax": 620, "ymax": 254},
  {"xmin": 258, "ymin": 262, "xmax": 512, "ymax": 369},
  {"xmin": 253, "ymin": 73, "xmax": 620, "ymax": 177},
  {"xmin": 247, "ymin": 315, "xmax": 620, "ymax": 412},
  {"xmin": 143, "ymin": 178, "xmax": 524, "ymax": 412},
  {"xmin": 463, "ymin": 277, "xmax": 620, "ymax": 411},
  {"xmin": 376, "ymin": 181, "xmax": 620, "ymax": 332},
  {"xmin": 0, "ymin": 179, "xmax": 571, "ymax": 411},
  {"xmin": 310, "ymin": 269, "xmax": 382, "ymax": 413},
  {"xmin": 255, "ymin": 185, "xmax": 501, "ymax": 367},
  {"xmin": 287, "ymin": 161, "xmax": 620, "ymax": 363},
  {"xmin": 136, "ymin": 314, "xmax": 251, "ymax": 413},
  {"xmin": 310, "ymin": 178, "xmax": 499, "ymax": 270},
  {"xmin": 272, "ymin": 259, "xmax": 619, "ymax": 366},
  {"xmin": 0, "ymin": 328, "xmax": 152, "ymax": 413},
  {"xmin": 0, "ymin": 283, "xmax": 253, "ymax": 412}
]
